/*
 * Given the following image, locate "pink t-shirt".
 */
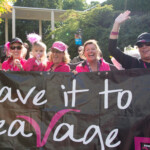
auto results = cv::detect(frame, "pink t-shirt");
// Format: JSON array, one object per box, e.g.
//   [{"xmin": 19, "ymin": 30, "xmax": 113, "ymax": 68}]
[
  {"xmin": 2, "ymin": 57, "xmax": 26, "ymax": 71},
  {"xmin": 48, "ymin": 62, "xmax": 70, "ymax": 72},
  {"xmin": 24, "ymin": 57, "xmax": 50, "ymax": 71},
  {"xmin": 76, "ymin": 58, "xmax": 110, "ymax": 72}
]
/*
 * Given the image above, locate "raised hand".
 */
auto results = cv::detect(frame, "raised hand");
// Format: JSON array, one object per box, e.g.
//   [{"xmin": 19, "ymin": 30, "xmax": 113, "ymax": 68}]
[
  {"xmin": 110, "ymin": 10, "xmax": 131, "ymax": 39},
  {"xmin": 115, "ymin": 10, "xmax": 131, "ymax": 25},
  {"xmin": 72, "ymin": 70, "xmax": 78, "ymax": 75},
  {"xmin": 36, "ymin": 54, "xmax": 41, "ymax": 61},
  {"xmin": 14, "ymin": 59, "xmax": 23, "ymax": 70},
  {"xmin": 35, "ymin": 54, "xmax": 41, "ymax": 65}
]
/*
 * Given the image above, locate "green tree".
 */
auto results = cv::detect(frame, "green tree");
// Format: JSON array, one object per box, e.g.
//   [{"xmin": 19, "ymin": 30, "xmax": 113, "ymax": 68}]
[
  {"xmin": 0, "ymin": 0, "xmax": 16, "ymax": 22},
  {"xmin": 102, "ymin": 0, "xmax": 150, "ymax": 13},
  {"xmin": 102, "ymin": 0, "xmax": 124, "ymax": 10},
  {"xmin": 62, "ymin": 0, "xmax": 87, "ymax": 10},
  {"xmin": 117, "ymin": 14, "xmax": 150, "ymax": 50},
  {"xmin": 46, "ymin": 5, "xmax": 115, "ymax": 60},
  {"xmin": 87, "ymin": 1, "xmax": 100, "ymax": 9},
  {"xmin": 14, "ymin": 0, "xmax": 63, "ymax": 9},
  {"xmin": 45, "ymin": 4, "xmax": 150, "ymax": 61}
]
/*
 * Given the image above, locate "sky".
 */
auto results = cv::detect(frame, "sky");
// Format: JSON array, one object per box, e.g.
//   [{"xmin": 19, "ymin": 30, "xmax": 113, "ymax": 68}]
[{"xmin": 86, "ymin": 0, "xmax": 107, "ymax": 4}]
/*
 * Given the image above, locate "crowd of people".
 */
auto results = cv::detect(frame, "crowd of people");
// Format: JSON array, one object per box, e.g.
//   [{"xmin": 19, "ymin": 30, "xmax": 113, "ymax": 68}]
[{"xmin": 1, "ymin": 10, "xmax": 150, "ymax": 73}]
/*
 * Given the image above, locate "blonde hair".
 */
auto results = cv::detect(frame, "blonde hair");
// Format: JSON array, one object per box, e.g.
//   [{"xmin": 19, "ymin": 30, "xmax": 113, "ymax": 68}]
[
  {"xmin": 83, "ymin": 39, "xmax": 103, "ymax": 60},
  {"xmin": 32, "ymin": 41, "xmax": 47, "ymax": 66},
  {"xmin": 47, "ymin": 51, "xmax": 51, "ymax": 59},
  {"xmin": 21, "ymin": 45, "xmax": 27, "ymax": 59},
  {"xmin": 48, "ymin": 49, "xmax": 71, "ymax": 64}
]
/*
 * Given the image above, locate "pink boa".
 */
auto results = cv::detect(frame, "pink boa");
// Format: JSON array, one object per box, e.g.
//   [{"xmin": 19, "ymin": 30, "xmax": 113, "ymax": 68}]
[
  {"xmin": 27, "ymin": 33, "xmax": 41, "ymax": 44},
  {"xmin": 4, "ymin": 42, "xmax": 10, "ymax": 54},
  {"xmin": 111, "ymin": 57, "xmax": 124, "ymax": 70}
]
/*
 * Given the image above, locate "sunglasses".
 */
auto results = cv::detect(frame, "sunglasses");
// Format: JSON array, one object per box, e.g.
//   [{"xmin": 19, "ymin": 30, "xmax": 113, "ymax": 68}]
[
  {"xmin": 51, "ymin": 49, "xmax": 63, "ymax": 53},
  {"xmin": 10, "ymin": 46, "xmax": 22, "ymax": 50},
  {"xmin": 137, "ymin": 42, "xmax": 150, "ymax": 48}
]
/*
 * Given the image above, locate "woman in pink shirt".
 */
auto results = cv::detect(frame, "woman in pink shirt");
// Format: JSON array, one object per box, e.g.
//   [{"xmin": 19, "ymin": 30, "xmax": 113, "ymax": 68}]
[
  {"xmin": 48, "ymin": 41, "xmax": 71, "ymax": 72},
  {"xmin": 2, "ymin": 38, "xmax": 26, "ymax": 71},
  {"xmin": 76, "ymin": 39, "xmax": 116, "ymax": 72}
]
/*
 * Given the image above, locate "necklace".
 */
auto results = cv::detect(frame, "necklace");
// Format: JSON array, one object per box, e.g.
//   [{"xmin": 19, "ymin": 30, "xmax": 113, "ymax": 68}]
[{"xmin": 86, "ymin": 60, "xmax": 100, "ymax": 72}]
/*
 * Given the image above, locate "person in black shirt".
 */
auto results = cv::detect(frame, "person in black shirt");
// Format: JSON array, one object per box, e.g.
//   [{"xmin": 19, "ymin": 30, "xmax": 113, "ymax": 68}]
[
  {"xmin": 109, "ymin": 10, "xmax": 150, "ymax": 69},
  {"xmin": 71, "ymin": 46, "xmax": 85, "ymax": 63}
]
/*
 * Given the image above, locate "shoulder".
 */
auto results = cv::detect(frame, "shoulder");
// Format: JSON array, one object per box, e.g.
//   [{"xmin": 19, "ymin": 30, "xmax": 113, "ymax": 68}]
[
  {"xmin": 76, "ymin": 61, "xmax": 86, "ymax": 67},
  {"xmin": 2, "ymin": 58, "xmax": 11, "ymax": 68},
  {"xmin": 2, "ymin": 60, "xmax": 9, "ymax": 65},
  {"xmin": 48, "ymin": 62, "xmax": 53, "ymax": 68},
  {"xmin": 100, "ymin": 59, "xmax": 118, "ymax": 71},
  {"xmin": 24, "ymin": 58, "xmax": 36, "ymax": 71},
  {"xmin": 2, "ymin": 61, "xmax": 8, "ymax": 70},
  {"xmin": 46, "ymin": 61, "xmax": 52, "ymax": 67},
  {"xmin": 99, "ymin": 58, "xmax": 111, "ymax": 71},
  {"xmin": 71, "ymin": 56, "xmax": 80, "ymax": 63},
  {"xmin": 25, "ymin": 58, "xmax": 36, "ymax": 65},
  {"xmin": 26, "ymin": 58, "xmax": 35, "ymax": 63},
  {"xmin": 20, "ymin": 58, "xmax": 27, "ymax": 64},
  {"xmin": 60, "ymin": 63, "xmax": 70, "ymax": 72},
  {"xmin": 76, "ymin": 61, "xmax": 88, "ymax": 72}
]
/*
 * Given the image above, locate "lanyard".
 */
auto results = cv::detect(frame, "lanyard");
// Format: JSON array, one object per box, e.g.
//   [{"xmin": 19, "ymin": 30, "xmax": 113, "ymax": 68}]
[
  {"xmin": 143, "ymin": 62, "xmax": 147, "ymax": 68},
  {"xmin": 49, "ymin": 64, "xmax": 55, "ymax": 72},
  {"xmin": 86, "ymin": 60, "xmax": 101, "ymax": 72},
  {"xmin": 10, "ymin": 62, "xmax": 15, "ymax": 71},
  {"xmin": 49, "ymin": 64, "xmax": 62, "ymax": 72}
]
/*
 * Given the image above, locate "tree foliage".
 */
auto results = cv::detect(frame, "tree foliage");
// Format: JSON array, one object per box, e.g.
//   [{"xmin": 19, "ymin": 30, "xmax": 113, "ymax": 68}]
[
  {"xmin": 0, "ymin": 0, "xmax": 16, "ymax": 22},
  {"xmin": 87, "ymin": 1, "xmax": 100, "ymax": 9},
  {"xmin": 102, "ymin": 0, "xmax": 150, "ymax": 13},
  {"xmin": 118, "ymin": 14, "xmax": 150, "ymax": 49},
  {"xmin": 14, "ymin": 0, "xmax": 63, "ymax": 9},
  {"xmin": 45, "ymin": 5, "xmax": 115, "ymax": 60},
  {"xmin": 62, "ymin": 0, "xmax": 87, "ymax": 10},
  {"xmin": 3, "ymin": 0, "xmax": 87, "ymax": 43},
  {"xmin": 45, "ymin": 4, "xmax": 150, "ymax": 61}
]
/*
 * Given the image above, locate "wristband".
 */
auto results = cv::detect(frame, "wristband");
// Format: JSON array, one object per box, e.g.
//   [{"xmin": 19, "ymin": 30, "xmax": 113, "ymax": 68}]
[{"xmin": 111, "ymin": 31, "xmax": 119, "ymax": 35}]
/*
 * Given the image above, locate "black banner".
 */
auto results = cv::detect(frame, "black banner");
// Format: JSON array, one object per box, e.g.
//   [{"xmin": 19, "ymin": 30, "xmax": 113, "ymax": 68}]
[{"xmin": 0, "ymin": 69, "xmax": 150, "ymax": 150}]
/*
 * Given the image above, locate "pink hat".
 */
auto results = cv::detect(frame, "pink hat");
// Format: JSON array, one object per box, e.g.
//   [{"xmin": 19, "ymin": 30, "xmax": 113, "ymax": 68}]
[{"xmin": 51, "ymin": 41, "xmax": 68, "ymax": 52}]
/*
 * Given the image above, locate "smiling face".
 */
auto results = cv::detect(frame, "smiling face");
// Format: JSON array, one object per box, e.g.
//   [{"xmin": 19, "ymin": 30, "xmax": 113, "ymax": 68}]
[
  {"xmin": 10, "ymin": 43, "xmax": 22, "ymax": 59},
  {"xmin": 84, "ymin": 43, "xmax": 98, "ymax": 62},
  {"xmin": 51, "ymin": 49, "xmax": 64, "ymax": 65},
  {"xmin": 137, "ymin": 42, "xmax": 150, "ymax": 62}
]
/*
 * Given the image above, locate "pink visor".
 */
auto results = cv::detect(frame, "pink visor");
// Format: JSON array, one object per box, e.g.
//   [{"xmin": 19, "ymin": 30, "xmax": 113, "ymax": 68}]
[{"xmin": 51, "ymin": 41, "xmax": 67, "ymax": 52}]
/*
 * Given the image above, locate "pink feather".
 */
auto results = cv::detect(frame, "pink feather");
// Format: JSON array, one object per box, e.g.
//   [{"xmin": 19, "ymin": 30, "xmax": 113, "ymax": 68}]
[
  {"xmin": 111, "ymin": 57, "xmax": 124, "ymax": 70},
  {"xmin": 4, "ymin": 42, "xmax": 10, "ymax": 53},
  {"xmin": 5, "ymin": 42, "xmax": 10, "ymax": 49},
  {"xmin": 27, "ymin": 33, "xmax": 41, "ymax": 44}
]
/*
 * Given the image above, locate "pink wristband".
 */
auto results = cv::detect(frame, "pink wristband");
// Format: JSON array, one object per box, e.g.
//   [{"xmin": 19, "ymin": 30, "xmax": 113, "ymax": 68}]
[{"xmin": 111, "ymin": 31, "xmax": 119, "ymax": 35}]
